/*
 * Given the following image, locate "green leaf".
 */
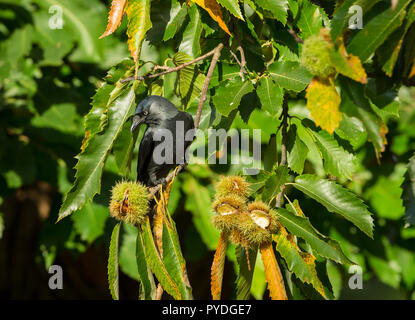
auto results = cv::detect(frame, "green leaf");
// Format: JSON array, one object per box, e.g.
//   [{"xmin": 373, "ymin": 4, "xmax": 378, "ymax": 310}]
[
  {"xmin": 163, "ymin": 0, "xmax": 188, "ymax": 41},
  {"xmin": 35, "ymin": 0, "xmax": 109, "ymax": 63},
  {"xmin": 179, "ymin": 4, "xmax": 202, "ymax": 58},
  {"xmin": 136, "ymin": 230, "xmax": 157, "ymax": 300},
  {"xmin": 402, "ymin": 153, "xmax": 415, "ymax": 226},
  {"xmin": 262, "ymin": 165, "xmax": 289, "ymax": 203},
  {"xmin": 291, "ymin": 174, "xmax": 374, "ymax": 237},
  {"xmin": 182, "ymin": 175, "xmax": 220, "ymax": 250},
  {"xmin": 275, "ymin": 208, "xmax": 353, "ymax": 264},
  {"xmin": 256, "ymin": 76, "xmax": 284, "ymax": 117},
  {"xmin": 119, "ymin": 223, "xmax": 140, "ymax": 281},
  {"xmin": 162, "ymin": 212, "xmax": 193, "ymax": 299},
  {"xmin": 126, "ymin": 0, "xmax": 152, "ymax": 63},
  {"xmin": 71, "ymin": 202, "xmax": 108, "ymax": 244},
  {"xmin": 217, "ymin": 0, "xmax": 244, "ymax": 20},
  {"xmin": 108, "ymin": 222, "xmax": 121, "ymax": 300},
  {"xmin": 377, "ymin": 3, "xmax": 415, "ymax": 76},
  {"xmin": 142, "ymin": 218, "xmax": 182, "ymax": 299},
  {"xmin": 269, "ymin": 61, "xmax": 312, "ymax": 92},
  {"xmin": 212, "ymin": 77, "xmax": 254, "ymax": 116},
  {"xmin": 311, "ymin": 130, "xmax": 356, "ymax": 180},
  {"xmin": 235, "ymin": 246, "xmax": 257, "ymax": 300},
  {"xmin": 58, "ymin": 82, "xmax": 140, "ymax": 221},
  {"xmin": 173, "ymin": 52, "xmax": 206, "ymax": 109},
  {"xmin": 286, "ymin": 124, "xmax": 309, "ymax": 174},
  {"xmin": 274, "ymin": 232, "xmax": 326, "ymax": 298},
  {"xmin": 255, "ymin": 0, "xmax": 288, "ymax": 25},
  {"xmin": 347, "ymin": 0, "xmax": 412, "ymax": 62},
  {"xmin": 297, "ymin": 0, "xmax": 325, "ymax": 39},
  {"xmin": 340, "ymin": 77, "xmax": 386, "ymax": 158},
  {"xmin": 330, "ymin": 0, "xmax": 382, "ymax": 41}
]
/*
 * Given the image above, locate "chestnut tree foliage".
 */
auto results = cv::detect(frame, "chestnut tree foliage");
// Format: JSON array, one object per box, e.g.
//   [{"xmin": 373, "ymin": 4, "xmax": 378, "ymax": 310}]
[{"xmin": 1, "ymin": 0, "xmax": 415, "ymax": 299}]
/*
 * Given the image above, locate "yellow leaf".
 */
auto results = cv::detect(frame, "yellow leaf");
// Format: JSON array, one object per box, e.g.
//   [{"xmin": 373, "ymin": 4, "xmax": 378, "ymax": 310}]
[
  {"xmin": 211, "ymin": 231, "xmax": 229, "ymax": 300},
  {"xmin": 306, "ymin": 77, "xmax": 342, "ymax": 134},
  {"xmin": 99, "ymin": 0, "xmax": 127, "ymax": 39},
  {"xmin": 191, "ymin": 0, "xmax": 231, "ymax": 36},
  {"xmin": 332, "ymin": 40, "xmax": 367, "ymax": 84},
  {"xmin": 126, "ymin": 0, "xmax": 152, "ymax": 65},
  {"xmin": 260, "ymin": 242, "xmax": 288, "ymax": 300}
]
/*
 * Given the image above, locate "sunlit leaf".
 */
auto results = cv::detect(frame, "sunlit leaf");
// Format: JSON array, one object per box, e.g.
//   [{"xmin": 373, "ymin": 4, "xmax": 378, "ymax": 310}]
[
  {"xmin": 99, "ymin": 0, "xmax": 127, "ymax": 39},
  {"xmin": 191, "ymin": 0, "xmax": 231, "ymax": 35},
  {"xmin": 291, "ymin": 174, "xmax": 374, "ymax": 237},
  {"xmin": 126, "ymin": 0, "xmax": 152, "ymax": 64},
  {"xmin": 305, "ymin": 77, "xmax": 342, "ymax": 134}
]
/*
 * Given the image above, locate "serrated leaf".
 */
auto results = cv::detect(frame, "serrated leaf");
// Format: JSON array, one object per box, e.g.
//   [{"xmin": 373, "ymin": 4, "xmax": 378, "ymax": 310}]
[
  {"xmin": 217, "ymin": 0, "xmax": 244, "ymax": 20},
  {"xmin": 191, "ymin": 0, "xmax": 231, "ymax": 35},
  {"xmin": 286, "ymin": 124, "xmax": 309, "ymax": 174},
  {"xmin": 179, "ymin": 4, "xmax": 202, "ymax": 58},
  {"xmin": 58, "ymin": 83, "xmax": 139, "ymax": 221},
  {"xmin": 275, "ymin": 207, "xmax": 353, "ymax": 265},
  {"xmin": 235, "ymin": 246, "xmax": 257, "ymax": 300},
  {"xmin": 173, "ymin": 52, "xmax": 206, "ymax": 108},
  {"xmin": 311, "ymin": 130, "xmax": 356, "ymax": 180},
  {"xmin": 347, "ymin": 0, "xmax": 412, "ymax": 62},
  {"xmin": 260, "ymin": 242, "xmax": 287, "ymax": 300},
  {"xmin": 142, "ymin": 217, "xmax": 182, "ymax": 299},
  {"xmin": 136, "ymin": 230, "xmax": 157, "ymax": 300},
  {"xmin": 402, "ymin": 153, "xmax": 415, "ymax": 226},
  {"xmin": 163, "ymin": 0, "xmax": 188, "ymax": 41},
  {"xmin": 329, "ymin": 40, "xmax": 367, "ymax": 84},
  {"xmin": 255, "ymin": 0, "xmax": 288, "ymax": 25},
  {"xmin": 211, "ymin": 232, "xmax": 228, "ymax": 300},
  {"xmin": 162, "ymin": 211, "xmax": 193, "ymax": 299},
  {"xmin": 269, "ymin": 61, "xmax": 313, "ymax": 92},
  {"xmin": 100, "ymin": 0, "xmax": 127, "ymax": 39},
  {"xmin": 212, "ymin": 77, "xmax": 254, "ymax": 116},
  {"xmin": 306, "ymin": 77, "xmax": 342, "ymax": 134},
  {"xmin": 274, "ymin": 232, "xmax": 326, "ymax": 298},
  {"xmin": 256, "ymin": 76, "xmax": 284, "ymax": 117},
  {"xmin": 297, "ymin": 0, "xmax": 325, "ymax": 39},
  {"xmin": 291, "ymin": 174, "xmax": 374, "ymax": 237},
  {"xmin": 108, "ymin": 222, "xmax": 121, "ymax": 300},
  {"xmin": 126, "ymin": 0, "xmax": 152, "ymax": 63}
]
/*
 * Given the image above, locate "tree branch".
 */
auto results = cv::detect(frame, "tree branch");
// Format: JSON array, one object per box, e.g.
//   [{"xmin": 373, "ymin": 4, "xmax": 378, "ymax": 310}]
[
  {"xmin": 147, "ymin": 43, "xmax": 224, "ymax": 199},
  {"xmin": 121, "ymin": 43, "xmax": 224, "ymax": 83},
  {"xmin": 276, "ymin": 94, "xmax": 289, "ymax": 208}
]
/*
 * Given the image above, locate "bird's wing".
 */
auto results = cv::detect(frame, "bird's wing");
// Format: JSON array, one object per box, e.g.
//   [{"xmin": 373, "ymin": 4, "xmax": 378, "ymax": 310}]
[{"xmin": 137, "ymin": 129, "xmax": 154, "ymax": 183}]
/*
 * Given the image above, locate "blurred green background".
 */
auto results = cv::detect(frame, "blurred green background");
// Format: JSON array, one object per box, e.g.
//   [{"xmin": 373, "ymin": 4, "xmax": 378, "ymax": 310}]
[{"xmin": 1, "ymin": 0, "xmax": 415, "ymax": 300}]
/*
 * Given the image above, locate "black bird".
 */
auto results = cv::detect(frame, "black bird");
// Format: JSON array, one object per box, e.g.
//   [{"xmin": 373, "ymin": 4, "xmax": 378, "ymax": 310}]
[{"xmin": 130, "ymin": 95, "xmax": 195, "ymax": 187}]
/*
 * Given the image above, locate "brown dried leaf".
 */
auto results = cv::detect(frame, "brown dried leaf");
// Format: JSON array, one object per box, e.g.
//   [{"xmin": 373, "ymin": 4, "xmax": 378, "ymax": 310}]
[
  {"xmin": 99, "ymin": 0, "xmax": 127, "ymax": 39},
  {"xmin": 191, "ymin": 0, "xmax": 231, "ymax": 35},
  {"xmin": 260, "ymin": 242, "xmax": 288, "ymax": 300},
  {"xmin": 211, "ymin": 231, "xmax": 229, "ymax": 300}
]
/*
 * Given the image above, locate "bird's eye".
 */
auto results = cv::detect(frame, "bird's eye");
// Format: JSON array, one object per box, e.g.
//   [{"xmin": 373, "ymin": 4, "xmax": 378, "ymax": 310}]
[{"xmin": 143, "ymin": 110, "xmax": 148, "ymax": 116}]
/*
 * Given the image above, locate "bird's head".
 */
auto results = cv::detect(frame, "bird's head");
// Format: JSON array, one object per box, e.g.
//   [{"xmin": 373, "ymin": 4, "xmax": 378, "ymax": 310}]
[{"xmin": 130, "ymin": 95, "xmax": 179, "ymax": 132}]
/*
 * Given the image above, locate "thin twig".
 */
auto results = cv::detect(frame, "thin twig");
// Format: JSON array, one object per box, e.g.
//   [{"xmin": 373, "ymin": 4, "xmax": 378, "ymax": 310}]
[
  {"xmin": 147, "ymin": 43, "xmax": 224, "ymax": 199},
  {"xmin": 288, "ymin": 29, "xmax": 304, "ymax": 44},
  {"xmin": 276, "ymin": 94, "xmax": 289, "ymax": 208},
  {"xmin": 121, "ymin": 44, "xmax": 224, "ymax": 83}
]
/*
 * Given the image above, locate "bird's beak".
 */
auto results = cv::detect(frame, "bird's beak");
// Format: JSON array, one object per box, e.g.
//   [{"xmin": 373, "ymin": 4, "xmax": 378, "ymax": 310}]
[{"xmin": 130, "ymin": 115, "xmax": 145, "ymax": 132}]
